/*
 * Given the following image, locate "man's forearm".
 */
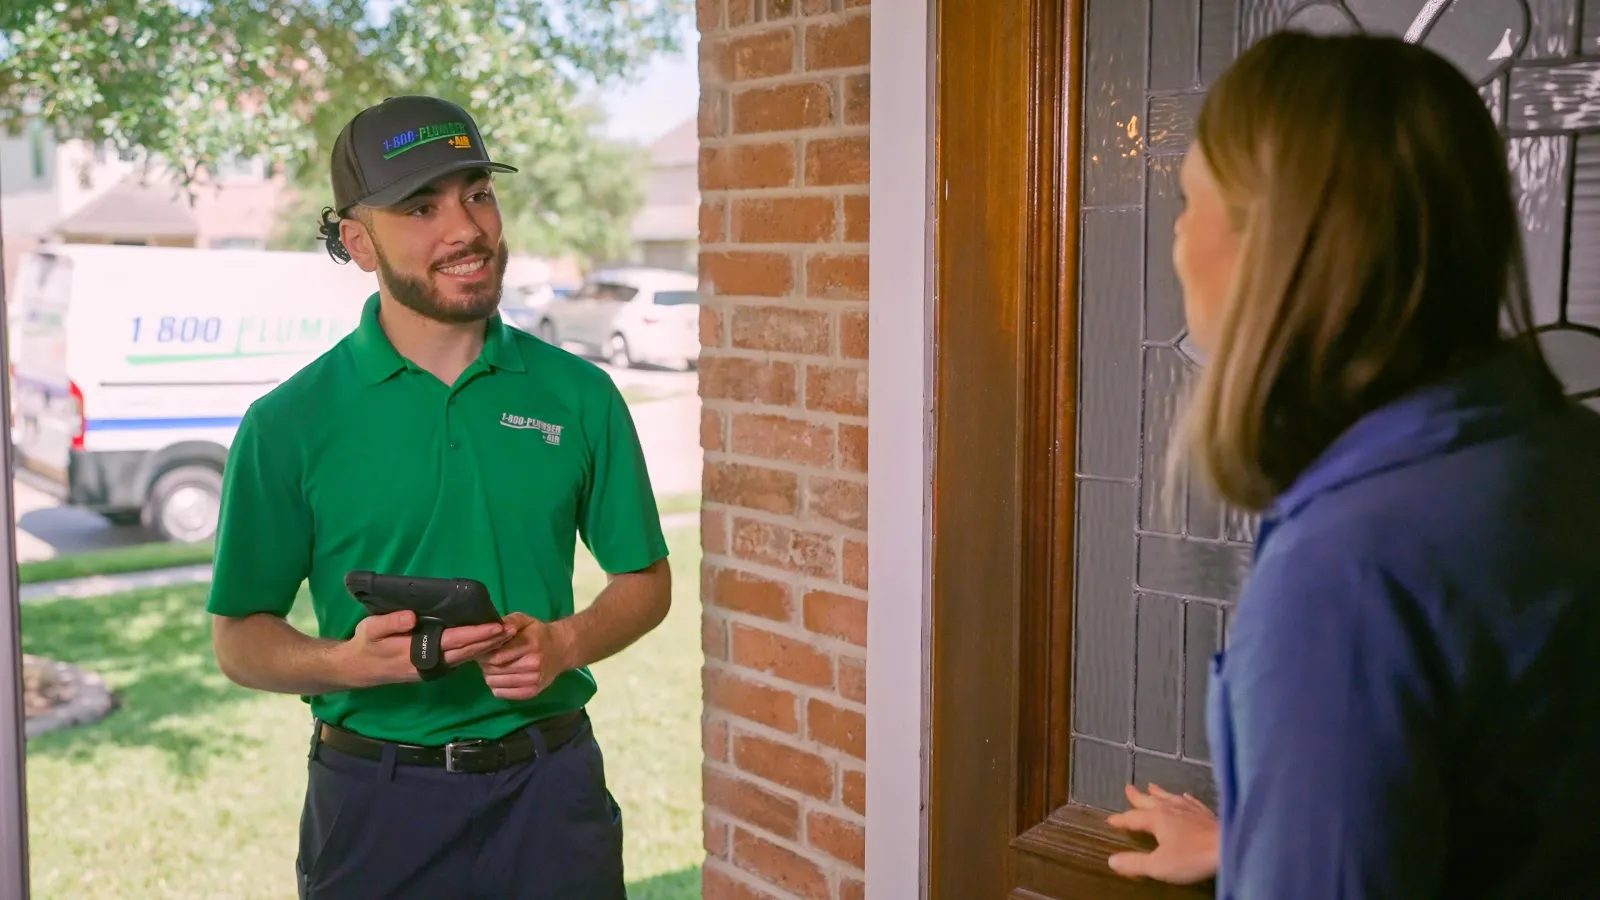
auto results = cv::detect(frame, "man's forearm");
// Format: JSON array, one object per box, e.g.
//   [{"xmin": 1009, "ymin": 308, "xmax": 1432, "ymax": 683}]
[
  {"xmin": 211, "ymin": 613, "xmax": 363, "ymax": 696},
  {"xmin": 549, "ymin": 559, "xmax": 671, "ymax": 675}
]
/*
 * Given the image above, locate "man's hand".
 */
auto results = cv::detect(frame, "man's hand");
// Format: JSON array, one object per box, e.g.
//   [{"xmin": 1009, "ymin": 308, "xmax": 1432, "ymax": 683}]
[
  {"xmin": 341, "ymin": 610, "xmax": 513, "ymax": 688},
  {"xmin": 478, "ymin": 612, "xmax": 573, "ymax": 701},
  {"xmin": 1106, "ymin": 783, "xmax": 1220, "ymax": 885}
]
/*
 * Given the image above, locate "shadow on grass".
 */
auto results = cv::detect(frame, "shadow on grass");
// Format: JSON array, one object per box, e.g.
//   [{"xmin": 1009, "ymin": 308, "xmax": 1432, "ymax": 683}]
[
  {"xmin": 627, "ymin": 865, "xmax": 701, "ymax": 900},
  {"xmin": 20, "ymin": 582, "xmax": 273, "ymax": 778}
]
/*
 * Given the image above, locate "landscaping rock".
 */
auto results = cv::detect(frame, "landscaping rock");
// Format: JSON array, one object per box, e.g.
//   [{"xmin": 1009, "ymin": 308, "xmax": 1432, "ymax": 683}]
[{"xmin": 22, "ymin": 654, "xmax": 118, "ymax": 738}]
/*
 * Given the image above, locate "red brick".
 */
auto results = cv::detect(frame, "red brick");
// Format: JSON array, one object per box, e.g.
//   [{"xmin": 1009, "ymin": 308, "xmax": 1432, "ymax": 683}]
[
  {"xmin": 806, "ymin": 810, "xmax": 865, "ymax": 869},
  {"xmin": 808, "ymin": 698, "xmax": 866, "ymax": 759},
  {"xmin": 732, "ymin": 517, "xmax": 838, "ymax": 578},
  {"xmin": 706, "ymin": 767, "xmax": 803, "ymax": 839},
  {"xmin": 838, "ymin": 423, "xmax": 867, "ymax": 473},
  {"xmin": 698, "ymin": 0, "xmax": 722, "ymax": 31},
  {"xmin": 807, "ymin": 476, "xmax": 866, "ymax": 529},
  {"xmin": 701, "ymin": 199, "xmax": 728, "ymax": 244},
  {"xmin": 703, "ymin": 251, "xmax": 795, "ymax": 297},
  {"xmin": 712, "ymin": 567, "xmax": 795, "ymax": 621},
  {"xmin": 734, "ymin": 732, "xmax": 834, "ymax": 799},
  {"xmin": 843, "ymin": 539, "xmax": 868, "ymax": 589},
  {"xmin": 700, "ymin": 357, "xmax": 799, "ymax": 406},
  {"xmin": 843, "ymin": 195, "xmax": 869, "ymax": 242},
  {"xmin": 805, "ymin": 16, "xmax": 870, "ymax": 70},
  {"xmin": 706, "ymin": 461, "xmax": 801, "ymax": 516},
  {"xmin": 764, "ymin": 0, "xmax": 797, "ymax": 20},
  {"xmin": 805, "ymin": 136, "xmax": 869, "ymax": 188},
  {"xmin": 733, "ymin": 829, "xmax": 829, "ymax": 900},
  {"xmin": 704, "ymin": 509, "xmax": 729, "ymax": 554},
  {"xmin": 733, "ymin": 623, "xmax": 834, "ymax": 688},
  {"xmin": 840, "ymin": 879, "xmax": 865, "ymax": 900},
  {"xmin": 719, "ymin": 28, "xmax": 795, "ymax": 81},
  {"xmin": 702, "ymin": 304, "xmax": 726, "ymax": 347},
  {"xmin": 843, "ymin": 74, "xmax": 869, "ymax": 125},
  {"xmin": 805, "ymin": 365, "xmax": 867, "ymax": 416},
  {"xmin": 707, "ymin": 717, "xmax": 731, "ymax": 762},
  {"xmin": 803, "ymin": 590, "xmax": 867, "ymax": 646},
  {"xmin": 703, "ymin": 408, "xmax": 727, "ymax": 453},
  {"xmin": 702, "ymin": 89, "xmax": 729, "ymax": 137},
  {"xmin": 705, "ymin": 614, "xmax": 730, "ymax": 660},
  {"xmin": 732, "ymin": 305, "xmax": 831, "ymax": 355},
  {"xmin": 705, "ymin": 667, "xmax": 800, "ymax": 733},
  {"xmin": 841, "ymin": 768, "xmax": 866, "ymax": 815},
  {"xmin": 703, "ymin": 864, "xmax": 776, "ymax": 900},
  {"xmin": 733, "ymin": 196, "xmax": 837, "ymax": 244},
  {"xmin": 844, "ymin": 0, "xmax": 869, "ymax": 7},
  {"xmin": 837, "ymin": 654, "xmax": 866, "ymax": 704},
  {"xmin": 734, "ymin": 82, "xmax": 834, "ymax": 134},
  {"xmin": 702, "ymin": 143, "xmax": 797, "ymax": 191},
  {"xmin": 807, "ymin": 253, "xmax": 868, "ymax": 300},
  {"xmin": 839, "ymin": 311, "xmax": 868, "ymax": 360},
  {"xmin": 727, "ymin": 0, "xmax": 755, "ymax": 27},
  {"xmin": 731, "ymin": 413, "xmax": 835, "ymax": 468},
  {"xmin": 802, "ymin": 0, "xmax": 832, "ymax": 13},
  {"xmin": 706, "ymin": 813, "xmax": 731, "ymax": 857}
]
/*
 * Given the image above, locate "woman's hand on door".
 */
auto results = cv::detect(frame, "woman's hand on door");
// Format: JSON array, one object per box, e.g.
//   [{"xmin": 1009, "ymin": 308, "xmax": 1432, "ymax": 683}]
[{"xmin": 1106, "ymin": 783, "xmax": 1220, "ymax": 884}]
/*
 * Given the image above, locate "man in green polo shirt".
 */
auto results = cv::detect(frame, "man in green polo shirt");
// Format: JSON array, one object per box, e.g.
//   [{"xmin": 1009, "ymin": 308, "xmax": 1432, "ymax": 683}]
[{"xmin": 207, "ymin": 95, "xmax": 670, "ymax": 900}]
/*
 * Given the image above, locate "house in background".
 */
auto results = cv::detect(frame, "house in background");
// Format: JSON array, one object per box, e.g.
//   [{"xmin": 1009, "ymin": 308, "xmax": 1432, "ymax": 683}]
[{"xmin": 627, "ymin": 117, "xmax": 698, "ymax": 273}]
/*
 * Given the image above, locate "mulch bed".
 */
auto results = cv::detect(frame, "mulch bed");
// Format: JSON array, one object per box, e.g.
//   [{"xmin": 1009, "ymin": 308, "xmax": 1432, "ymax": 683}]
[{"xmin": 22, "ymin": 654, "xmax": 118, "ymax": 738}]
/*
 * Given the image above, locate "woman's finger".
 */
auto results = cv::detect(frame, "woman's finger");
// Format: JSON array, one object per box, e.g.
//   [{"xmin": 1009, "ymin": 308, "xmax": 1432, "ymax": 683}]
[
  {"xmin": 1124, "ymin": 784, "xmax": 1159, "ymax": 809},
  {"xmin": 1106, "ymin": 808, "xmax": 1158, "ymax": 834},
  {"xmin": 1107, "ymin": 850, "xmax": 1155, "ymax": 878}
]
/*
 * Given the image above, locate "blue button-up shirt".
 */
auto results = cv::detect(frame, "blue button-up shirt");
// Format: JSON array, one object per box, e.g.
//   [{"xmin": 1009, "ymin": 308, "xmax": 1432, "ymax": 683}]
[{"xmin": 1208, "ymin": 348, "xmax": 1600, "ymax": 899}]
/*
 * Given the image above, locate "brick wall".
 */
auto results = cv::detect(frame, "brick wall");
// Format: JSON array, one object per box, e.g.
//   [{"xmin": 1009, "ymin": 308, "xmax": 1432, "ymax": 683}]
[{"xmin": 696, "ymin": 0, "xmax": 870, "ymax": 897}]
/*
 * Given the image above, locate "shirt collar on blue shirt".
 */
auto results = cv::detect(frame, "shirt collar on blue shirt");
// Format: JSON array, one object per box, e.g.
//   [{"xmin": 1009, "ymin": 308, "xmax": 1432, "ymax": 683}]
[{"xmin": 1266, "ymin": 346, "xmax": 1561, "ymax": 523}]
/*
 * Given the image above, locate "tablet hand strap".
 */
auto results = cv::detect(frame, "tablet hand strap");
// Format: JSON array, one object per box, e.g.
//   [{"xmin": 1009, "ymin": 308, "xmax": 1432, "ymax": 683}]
[{"xmin": 410, "ymin": 618, "xmax": 449, "ymax": 681}]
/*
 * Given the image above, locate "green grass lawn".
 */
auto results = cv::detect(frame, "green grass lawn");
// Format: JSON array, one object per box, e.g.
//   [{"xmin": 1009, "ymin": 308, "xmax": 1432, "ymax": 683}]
[
  {"xmin": 17, "ymin": 541, "xmax": 215, "ymax": 586},
  {"xmin": 20, "ymin": 527, "xmax": 704, "ymax": 900}
]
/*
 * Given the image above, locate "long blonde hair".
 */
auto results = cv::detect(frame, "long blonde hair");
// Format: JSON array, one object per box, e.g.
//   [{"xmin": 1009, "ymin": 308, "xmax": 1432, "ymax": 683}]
[{"xmin": 1178, "ymin": 31, "xmax": 1560, "ymax": 512}]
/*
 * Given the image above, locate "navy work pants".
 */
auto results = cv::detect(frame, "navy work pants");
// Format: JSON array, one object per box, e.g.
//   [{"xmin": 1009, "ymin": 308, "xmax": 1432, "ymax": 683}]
[{"xmin": 294, "ymin": 718, "xmax": 626, "ymax": 899}]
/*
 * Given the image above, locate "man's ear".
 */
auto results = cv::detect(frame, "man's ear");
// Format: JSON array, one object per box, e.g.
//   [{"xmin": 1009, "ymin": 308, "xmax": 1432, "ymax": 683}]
[{"xmin": 339, "ymin": 212, "xmax": 379, "ymax": 273}]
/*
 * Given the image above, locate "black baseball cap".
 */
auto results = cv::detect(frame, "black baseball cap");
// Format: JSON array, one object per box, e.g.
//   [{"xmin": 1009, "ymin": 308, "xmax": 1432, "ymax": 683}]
[{"xmin": 330, "ymin": 95, "xmax": 517, "ymax": 215}]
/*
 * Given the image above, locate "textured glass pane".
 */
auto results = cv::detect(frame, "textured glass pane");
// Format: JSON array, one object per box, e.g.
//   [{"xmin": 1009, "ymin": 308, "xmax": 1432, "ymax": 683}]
[
  {"xmin": 1072, "ymin": 738, "xmax": 1134, "ymax": 811},
  {"xmin": 1133, "ymin": 752, "xmax": 1218, "ymax": 808},
  {"xmin": 1078, "ymin": 210, "xmax": 1144, "ymax": 479},
  {"xmin": 1145, "ymin": 157, "xmax": 1189, "ymax": 343},
  {"xmin": 1198, "ymin": 0, "xmax": 1238, "ymax": 83},
  {"xmin": 1537, "ymin": 327, "xmax": 1600, "ymax": 394},
  {"xmin": 1083, "ymin": 0, "xmax": 1149, "ymax": 208},
  {"xmin": 1510, "ymin": 136, "xmax": 1571, "ymax": 326},
  {"xmin": 1481, "ymin": 73, "xmax": 1507, "ymax": 127},
  {"xmin": 1522, "ymin": 0, "xmax": 1579, "ymax": 59},
  {"xmin": 1240, "ymin": 0, "xmax": 1300, "ymax": 49},
  {"xmin": 1283, "ymin": 2, "xmax": 1358, "ymax": 34},
  {"xmin": 1074, "ymin": 479, "xmax": 1138, "ymax": 742},
  {"xmin": 1141, "ymin": 346, "xmax": 1189, "ymax": 534},
  {"xmin": 1508, "ymin": 60, "xmax": 1600, "ymax": 133},
  {"xmin": 1135, "ymin": 593, "xmax": 1184, "ymax": 754},
  {"xmin": 1137, "ymin": 534, "xmax": 1252, "ymax": 603},
  {"xmin": 1147, "ymin": 93, "xmax": 1204, "ymax": 153},
  {"xmin": 1150, "ymin": 0, "xmax": 1200, "ymax": 90},
  {"xmin": 1568, "ymin": 133, "xmax": 1600, "ymax": 329},
  {"xmin": 1183, "ymin": 602, "xmax": 1223, "ymax": 761},
  {"xmin": 1423, "ymin": 0, "xmax": 1529, "ymax": 84}
]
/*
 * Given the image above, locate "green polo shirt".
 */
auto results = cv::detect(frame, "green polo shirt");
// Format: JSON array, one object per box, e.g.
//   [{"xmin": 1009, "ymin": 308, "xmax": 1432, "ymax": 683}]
[{"xmin": 206, "ymin": 293, "xmax": 667, "ymax": 745}]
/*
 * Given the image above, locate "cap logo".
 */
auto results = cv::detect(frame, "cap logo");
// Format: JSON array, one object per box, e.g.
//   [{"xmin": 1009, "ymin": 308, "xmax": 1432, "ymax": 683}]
[{"xmin": 382, "ymin": 121, "xmax": 472, "ymax": 159}]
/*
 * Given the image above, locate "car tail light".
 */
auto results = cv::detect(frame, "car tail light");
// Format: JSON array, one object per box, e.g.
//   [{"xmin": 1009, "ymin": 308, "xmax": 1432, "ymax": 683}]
[{"xmin": 68, "ymin": 379, "xmax": 85, "ymax": 451}]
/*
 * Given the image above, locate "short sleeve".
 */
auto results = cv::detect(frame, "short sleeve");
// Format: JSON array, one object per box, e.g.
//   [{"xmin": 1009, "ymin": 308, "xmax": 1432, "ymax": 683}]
[
  {"xmin": 578, "ymin": 380, "xmax": 668, "ymax": 574},
  {"xmin": 205, "ymin": 403, "xmax": 313, "ymax": 618}
]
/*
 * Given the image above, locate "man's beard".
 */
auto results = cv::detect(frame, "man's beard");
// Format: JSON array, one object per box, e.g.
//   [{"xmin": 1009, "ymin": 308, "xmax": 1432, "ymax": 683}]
[{"xmin": 374, "ymin": 237, "xmax": 509, "ymax": 324}]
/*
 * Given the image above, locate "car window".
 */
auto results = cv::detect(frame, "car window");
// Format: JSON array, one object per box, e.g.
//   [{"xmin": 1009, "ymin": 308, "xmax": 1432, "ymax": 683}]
[
  {"xmin": 588, "ymin": 282, "xmax": 638, "ymax": 303},
  {"xmin": 652, "ymin": 290, "xmax": 700, "ymax": 306}
]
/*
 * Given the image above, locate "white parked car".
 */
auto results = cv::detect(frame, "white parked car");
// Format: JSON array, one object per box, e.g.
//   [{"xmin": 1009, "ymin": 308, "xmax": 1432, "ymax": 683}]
[{"xmin": 534, "ymin": 267, "xmax": 701, "ymax": 370}]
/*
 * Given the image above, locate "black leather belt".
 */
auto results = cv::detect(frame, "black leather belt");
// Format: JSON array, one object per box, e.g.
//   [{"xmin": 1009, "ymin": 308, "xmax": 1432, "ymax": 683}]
[{"xmin": 314, "ymin": 709, "xmax": 588, "ymax": 774}]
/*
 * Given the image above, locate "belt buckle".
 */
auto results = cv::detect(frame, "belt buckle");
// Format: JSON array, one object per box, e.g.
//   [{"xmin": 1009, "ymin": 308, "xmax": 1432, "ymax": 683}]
[{"xmin": 443, "ymin": 738, "xmax": 504, "ymax": 773}]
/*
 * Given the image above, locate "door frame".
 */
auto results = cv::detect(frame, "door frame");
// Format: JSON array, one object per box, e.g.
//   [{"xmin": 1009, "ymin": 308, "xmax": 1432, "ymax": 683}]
[{"xmin": 923, "ymin": 0, "xmax": 1213, "ymax": 895}]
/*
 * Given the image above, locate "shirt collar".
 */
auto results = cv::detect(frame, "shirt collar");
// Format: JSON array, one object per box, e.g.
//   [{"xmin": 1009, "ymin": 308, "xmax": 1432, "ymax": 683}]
[
  {"xmin": 349, "ymin": 292, "xmax": 528, "ymax": 386},
  {"xmin": 1268, "ymin": 346, "xmax": 1561, "ymax": 521}
]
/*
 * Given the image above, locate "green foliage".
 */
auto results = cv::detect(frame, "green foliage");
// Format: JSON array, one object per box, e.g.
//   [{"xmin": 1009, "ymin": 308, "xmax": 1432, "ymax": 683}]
[{"xmin": 1, "ymin": 0, "xmax": 683, "ymax": 257}]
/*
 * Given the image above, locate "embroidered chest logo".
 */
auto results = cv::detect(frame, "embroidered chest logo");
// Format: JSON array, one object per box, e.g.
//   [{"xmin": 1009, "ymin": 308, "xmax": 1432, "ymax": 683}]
[{"xmin": 500, "ymin": 413, "xmax": 563, "ymax": 445}]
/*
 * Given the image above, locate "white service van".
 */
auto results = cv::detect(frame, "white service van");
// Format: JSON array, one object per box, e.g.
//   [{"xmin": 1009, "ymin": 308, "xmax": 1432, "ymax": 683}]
[{"xmin": 9, "ymin": 243, "xmax": 378, "ymax": 543}]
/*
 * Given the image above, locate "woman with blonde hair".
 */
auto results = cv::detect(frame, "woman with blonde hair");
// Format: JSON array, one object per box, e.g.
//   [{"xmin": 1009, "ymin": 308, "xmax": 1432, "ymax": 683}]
[{"xmin": 1106, "ymin": 29, "xmax": 1600, "ymax": 898}]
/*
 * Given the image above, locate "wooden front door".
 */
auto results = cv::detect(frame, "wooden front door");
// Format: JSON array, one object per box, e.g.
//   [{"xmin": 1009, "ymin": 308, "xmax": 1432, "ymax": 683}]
[{"xmin": 927, "ymin": 0, "xmax": 1600, "ymax": 897}]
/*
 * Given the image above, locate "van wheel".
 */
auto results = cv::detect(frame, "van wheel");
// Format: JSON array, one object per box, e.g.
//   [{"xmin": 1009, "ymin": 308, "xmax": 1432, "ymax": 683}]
[
  {"xmin": 145, "ymin": 465, "xmax": 223, "ymax": 544},
  {"xmin": 606, "ymin": 334, "xmax": 633, "ymax": 369}
]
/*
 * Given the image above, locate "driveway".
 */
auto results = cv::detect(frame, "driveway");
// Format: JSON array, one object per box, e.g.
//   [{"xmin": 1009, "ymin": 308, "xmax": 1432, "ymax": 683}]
[{"xmin": 8, "ymin": 361, "xmax": 702, "ymax": 563}]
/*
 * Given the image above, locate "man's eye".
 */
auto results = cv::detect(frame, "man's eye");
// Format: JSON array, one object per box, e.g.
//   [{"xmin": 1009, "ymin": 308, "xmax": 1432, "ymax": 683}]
[{"xmin": 469, "ymin": 190, "xmax": 493, "ymax": 203}]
